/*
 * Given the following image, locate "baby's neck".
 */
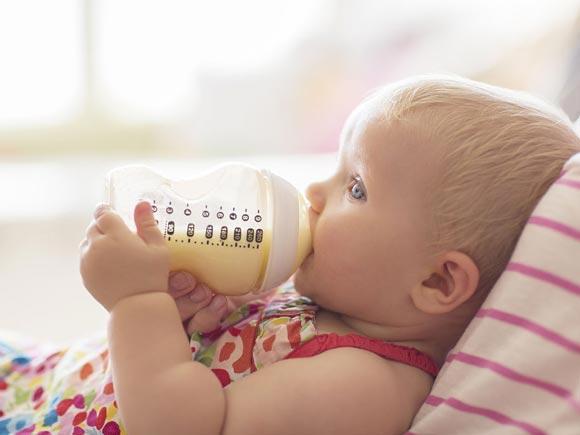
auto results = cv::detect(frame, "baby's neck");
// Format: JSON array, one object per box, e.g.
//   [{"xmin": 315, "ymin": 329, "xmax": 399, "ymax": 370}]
[{"xmin": 330, "ymin": 310, "xmax": 463, "ymax": 368}]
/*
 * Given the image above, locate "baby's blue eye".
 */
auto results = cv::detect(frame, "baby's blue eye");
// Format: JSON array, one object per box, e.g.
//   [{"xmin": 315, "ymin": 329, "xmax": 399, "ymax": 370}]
[{"xmin": 348, "ymin": 177, "xmax": 366, "ymax": 201}]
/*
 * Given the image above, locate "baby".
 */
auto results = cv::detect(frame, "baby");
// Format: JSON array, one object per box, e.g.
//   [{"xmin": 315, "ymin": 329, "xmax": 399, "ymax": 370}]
[{"xmin": 2, "ymin": 74, "xmax": 578, "ymax": 435}]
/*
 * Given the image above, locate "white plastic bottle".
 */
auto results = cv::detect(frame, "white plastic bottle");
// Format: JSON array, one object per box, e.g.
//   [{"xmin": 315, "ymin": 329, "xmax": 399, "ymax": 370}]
[{"xmin": 105, "ymin": 163, "xmax": 312, "ymax": 296}]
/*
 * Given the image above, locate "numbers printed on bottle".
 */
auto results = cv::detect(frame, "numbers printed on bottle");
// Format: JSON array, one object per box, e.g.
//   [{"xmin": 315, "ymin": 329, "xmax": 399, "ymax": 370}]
[{"xmin": 156, "ymin": 204, "xmax": 265, "ymax": 247}]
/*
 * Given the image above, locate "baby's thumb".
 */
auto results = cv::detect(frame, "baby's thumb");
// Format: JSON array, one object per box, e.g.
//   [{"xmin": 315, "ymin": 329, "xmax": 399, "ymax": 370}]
[
  {"xmin": 134, "ymin": 201, "xmax": 165, "ymax": 246},
  {"xmin": 169, "ymin": 271, "xmax": 197, "ymax": 296}
]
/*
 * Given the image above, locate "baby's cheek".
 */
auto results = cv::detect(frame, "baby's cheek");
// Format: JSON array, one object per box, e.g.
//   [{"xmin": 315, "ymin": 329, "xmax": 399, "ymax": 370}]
[
  {"xmin": 317, "ymin": 222, "xmax": 360, "ymax": 273},
  {"xmin": 316, "ymin": 221, "xmax": 342, "ymax": 255}
]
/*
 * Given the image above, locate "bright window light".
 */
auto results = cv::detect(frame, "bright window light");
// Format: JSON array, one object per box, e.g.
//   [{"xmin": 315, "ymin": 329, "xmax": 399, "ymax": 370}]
[
  {"xmin": 95, "ymin": 0, "xmax": 328, "ymax": 123},
  {"xmin": 0, "ymin": 0, "xmax": 82, "ymax": 127}
]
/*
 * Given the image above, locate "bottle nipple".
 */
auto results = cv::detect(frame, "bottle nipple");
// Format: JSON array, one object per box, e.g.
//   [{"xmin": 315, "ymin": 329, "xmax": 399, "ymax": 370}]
[
  {"xmin": 295, "ymin": 192, "xmax": 312, "ymax": 269},
  {"xmin": 255, "ymin": 170, "xmax": 312, "ymax": 292}
]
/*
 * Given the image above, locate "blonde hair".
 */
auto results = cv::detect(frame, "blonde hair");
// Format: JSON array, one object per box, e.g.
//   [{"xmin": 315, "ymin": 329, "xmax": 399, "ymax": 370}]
[{"xmin": 376, "ymin": 75, "xmax": 580, "ymax": 301}]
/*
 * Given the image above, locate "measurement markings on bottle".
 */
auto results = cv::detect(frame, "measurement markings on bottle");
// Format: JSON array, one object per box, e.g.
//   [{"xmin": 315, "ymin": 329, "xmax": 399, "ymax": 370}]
[{"xmin": 156, "ymin": 204, "xmax": 264, "ymax": 249}]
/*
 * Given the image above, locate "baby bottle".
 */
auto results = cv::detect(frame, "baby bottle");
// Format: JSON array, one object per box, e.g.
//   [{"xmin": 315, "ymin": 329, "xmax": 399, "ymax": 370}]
[{"xmin": 105, "ymin": 163, "xmax": 312, "ymax": 296}]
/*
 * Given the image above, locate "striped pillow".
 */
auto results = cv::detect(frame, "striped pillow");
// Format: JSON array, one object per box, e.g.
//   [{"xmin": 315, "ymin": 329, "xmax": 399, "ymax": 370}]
[{"xmin": 409, "ymin": 153, "xmax": 580, "ymax": 435}]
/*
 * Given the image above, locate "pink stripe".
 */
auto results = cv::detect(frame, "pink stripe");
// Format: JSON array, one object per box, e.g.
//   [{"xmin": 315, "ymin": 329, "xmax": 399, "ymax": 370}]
[
  {"xmin": 555, "ymin": 178, "xmax": 580, "ymax": 190},
  {"xmin": 447, "ymin": 352, "xmax": 580, "ymax": 413},
  {"xmin": 425, "ymin": 395, "xmax": 546, "ymax": 434},
  {"xmin": 506, "ymin": 262, "xmax": 580, "ymax": 297},
  {"xmin": 528, "ymin": 216, "xmax": 580, "ymax": 241},
  {"xmin": 476, "ymin": 308, "xmax": 580, "ymax": 354}
]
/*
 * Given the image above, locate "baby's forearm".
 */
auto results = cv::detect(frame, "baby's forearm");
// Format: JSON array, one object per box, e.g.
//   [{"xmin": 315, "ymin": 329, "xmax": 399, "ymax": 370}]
[{"xmin": 108, "ymin": 292, "xmax": 226, "ymax": 435}]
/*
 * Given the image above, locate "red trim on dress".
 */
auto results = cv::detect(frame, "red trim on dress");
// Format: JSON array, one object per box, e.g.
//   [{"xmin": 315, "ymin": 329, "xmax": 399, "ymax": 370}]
[{"xmin": 285, "ymin": 332, "xmax": 440, "ymax": 378}]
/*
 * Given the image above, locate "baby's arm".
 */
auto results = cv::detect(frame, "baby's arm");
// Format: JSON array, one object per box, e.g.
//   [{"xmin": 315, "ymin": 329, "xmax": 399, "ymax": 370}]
[
  {"xmin": 109, "ymin": 291, "xmax": 416, "ymax": 435},
  {"xmin": 108, "ymin": 292, "xmax": 225, "ymax": 434}
]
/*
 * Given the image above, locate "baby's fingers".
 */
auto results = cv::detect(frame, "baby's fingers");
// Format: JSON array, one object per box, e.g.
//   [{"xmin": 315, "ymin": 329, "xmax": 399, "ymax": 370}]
[
  {"xmin": 168, "ymin": 271, "xmax": 197, "ymax": 298},
  {"xmin": 173, "ymin": 283, "xmax": 213, "ymax": 322},
  {"xmin": 185, "ymin": 296, "xmax": 234, "ymax": 335}
]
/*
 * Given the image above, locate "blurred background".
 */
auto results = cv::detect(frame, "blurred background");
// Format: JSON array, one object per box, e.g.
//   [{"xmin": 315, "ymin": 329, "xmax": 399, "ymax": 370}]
[{"xmin": 1, "ymin": 0, "xmax": 580, "ymax": 346}]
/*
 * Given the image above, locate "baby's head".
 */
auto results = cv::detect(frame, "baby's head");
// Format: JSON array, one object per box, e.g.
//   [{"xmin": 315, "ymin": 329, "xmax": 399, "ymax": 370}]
[{"xmin": 294, "ymin": 74, "xmax": 580, "ymax": 347}]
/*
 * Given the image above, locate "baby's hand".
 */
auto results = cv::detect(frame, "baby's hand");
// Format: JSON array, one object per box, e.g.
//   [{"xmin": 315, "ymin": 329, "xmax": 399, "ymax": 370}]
[
  {"xmin": 79, "ymin": 202, "xmax": 170, "ymax": 311},
  {"xmin": 168, "ymin": 271, "xmax": 233, "ymax": 335}
]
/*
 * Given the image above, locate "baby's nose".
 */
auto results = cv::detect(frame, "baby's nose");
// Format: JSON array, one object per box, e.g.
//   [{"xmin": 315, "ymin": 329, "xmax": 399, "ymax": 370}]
[{"xmin": 305, "ymin": 181, "xmax": 325, "ymax": 213}]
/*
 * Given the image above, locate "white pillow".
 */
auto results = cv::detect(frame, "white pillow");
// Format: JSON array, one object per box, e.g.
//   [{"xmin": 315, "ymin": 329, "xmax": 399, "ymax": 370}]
[{"xmin": 409, "ymin": 153, "xmax": 580, "ymax": 434}]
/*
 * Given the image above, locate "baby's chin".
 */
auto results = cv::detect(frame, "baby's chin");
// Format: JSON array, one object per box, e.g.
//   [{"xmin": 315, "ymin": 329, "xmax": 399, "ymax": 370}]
[
  {"xmin": 292, "ymin": 271, "xmax": 303, "ymax": 290},
  {"xmin": 292, "ymin": 267, "xmax": 317, "ymax": 300},
  {"xmin": 292, "ymin": 268, "xmax": 308, "ymax": 294}
]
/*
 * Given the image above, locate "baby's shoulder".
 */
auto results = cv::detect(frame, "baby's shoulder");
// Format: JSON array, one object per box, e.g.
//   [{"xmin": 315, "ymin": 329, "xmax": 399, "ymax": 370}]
[
  {"xmin": 325, "ymin": 345, "xmax": 433, "ymax": 408},
  {"xmin": 321, "ymin": 346, "xmax": 433, "ymax": 432}
]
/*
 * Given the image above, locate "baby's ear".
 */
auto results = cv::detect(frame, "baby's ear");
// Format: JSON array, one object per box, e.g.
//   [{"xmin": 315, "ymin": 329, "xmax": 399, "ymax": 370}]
[{"xmin": 411, "ymin": 251, "xmax": 480, "ymax": 315}]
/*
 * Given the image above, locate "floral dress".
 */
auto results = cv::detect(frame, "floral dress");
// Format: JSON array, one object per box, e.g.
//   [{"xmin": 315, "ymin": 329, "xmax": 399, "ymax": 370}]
[{"xmin": 0, "ymin": 280, "xmax": 439, "ymax": 434}]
